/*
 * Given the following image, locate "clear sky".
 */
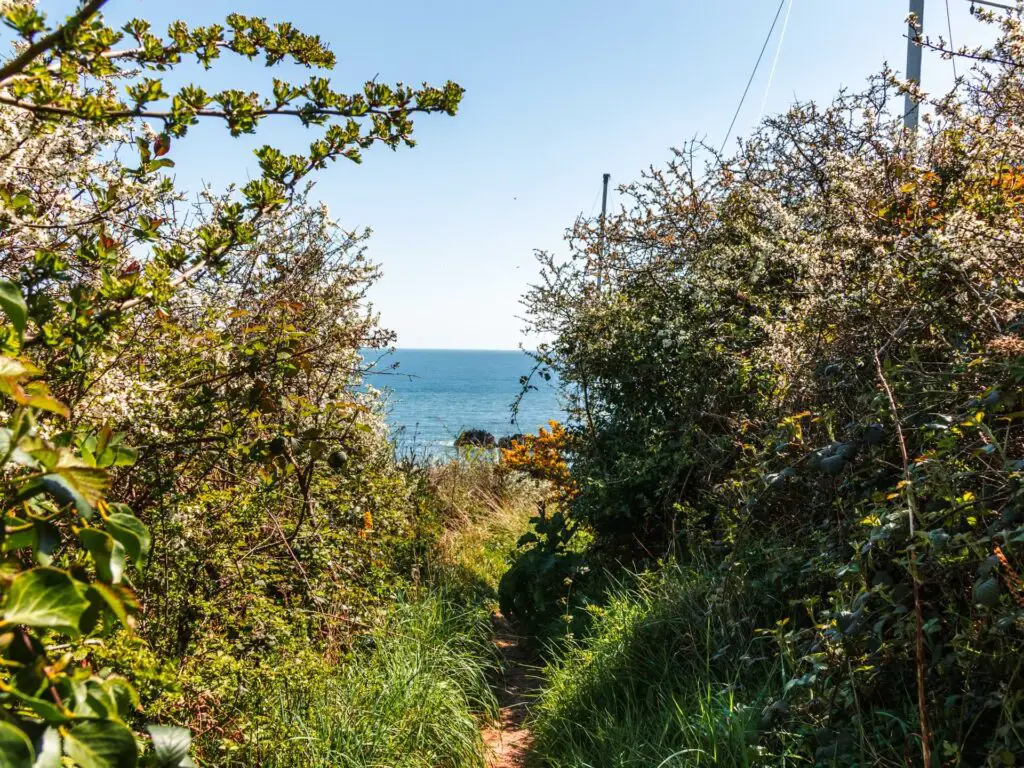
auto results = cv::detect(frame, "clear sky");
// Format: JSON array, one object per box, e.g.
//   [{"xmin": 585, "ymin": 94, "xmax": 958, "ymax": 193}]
[{"xmin": 59, "ymin": 1, "xmax": 995, "ymax": 349}]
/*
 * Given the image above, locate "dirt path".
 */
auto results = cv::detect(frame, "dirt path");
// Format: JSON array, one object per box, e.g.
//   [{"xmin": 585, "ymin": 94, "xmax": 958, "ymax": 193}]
[{"xmin": 481, "ymin": 613, "xmax": 540, "ymax": 768}]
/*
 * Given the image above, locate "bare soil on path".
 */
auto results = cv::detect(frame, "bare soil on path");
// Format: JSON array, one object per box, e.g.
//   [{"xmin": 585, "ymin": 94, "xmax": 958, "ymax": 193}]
[{"xmin": 481, "ymin": 613, "xmax": 541, "ymax": 768}]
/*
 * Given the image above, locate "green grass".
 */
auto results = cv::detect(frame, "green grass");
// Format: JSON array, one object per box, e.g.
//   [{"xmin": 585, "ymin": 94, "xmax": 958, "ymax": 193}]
[
  {"xmin": 529, "ymin": 562, "xmax": 799, "ymax": 768},
  {"xmin": 236, "ymin": 594, "xmax": 498, "ymax": 768}
]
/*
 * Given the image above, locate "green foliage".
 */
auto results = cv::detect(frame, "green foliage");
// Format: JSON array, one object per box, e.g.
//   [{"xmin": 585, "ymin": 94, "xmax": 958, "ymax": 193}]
[
  {"xmin": 518, "ymin": 12, "xmax": 1024, "ymax": 766},
  {"xmin": 498, "ymin": 505, "xmax": 590, "ymax": 638},
  {"xmin": 231, "ymin": 594, "xmax": 497, "ymax": 768},
  {"xmin": 0, "ymin": 1, "xmax": 464, "ymax": 763},
  {"xmin": 532, "ymin": 561, "xmax": 789, "ymax": 767},
  {"xmin": 0, "ymin": 284, "xmax": 185, "ymax": 765}
]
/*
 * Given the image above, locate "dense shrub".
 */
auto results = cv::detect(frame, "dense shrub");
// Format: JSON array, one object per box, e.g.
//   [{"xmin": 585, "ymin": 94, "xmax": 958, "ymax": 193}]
[
  {"xmin": 514, "ymin": 10, "xmax": 1024, "ymax": 766},
  {"xmin": 0, "ymin": 2, "xmax": 463, "ymax": 763}
]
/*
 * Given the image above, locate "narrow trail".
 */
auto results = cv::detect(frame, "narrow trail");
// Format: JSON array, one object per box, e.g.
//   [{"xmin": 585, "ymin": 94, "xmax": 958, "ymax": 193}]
[{"xmin": 482, "ymin": 613, "xmax": 541, "ymax": 768}]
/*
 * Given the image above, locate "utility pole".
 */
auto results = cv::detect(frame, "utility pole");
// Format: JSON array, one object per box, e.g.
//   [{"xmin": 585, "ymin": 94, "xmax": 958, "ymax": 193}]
[
  {"xmin": 597, "ymin": 173, "xmax": 610, "ymax": 290},
  {"xmin": 905, "ymin": 0, "xmax": 924, "ymax": 131}
]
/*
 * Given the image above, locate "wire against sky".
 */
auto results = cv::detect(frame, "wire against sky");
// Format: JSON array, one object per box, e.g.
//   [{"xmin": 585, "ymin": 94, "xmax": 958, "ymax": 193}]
[
  {"xmin": 718, "ymin": 0, "xmax": 788, "ymax": 155},
  {"xmin": 758, "ymin": 0, "xmax": 795, "ymax": 123}
]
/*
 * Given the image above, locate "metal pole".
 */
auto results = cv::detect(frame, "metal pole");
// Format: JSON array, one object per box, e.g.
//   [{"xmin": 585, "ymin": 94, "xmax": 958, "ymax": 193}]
[
  {"xmin": 597, "ymin": 173, "xmax": 610, "ymax": 290},
  {"xmin": 905, "ymin": 0, "xmax": 924, "ymax": 131}
]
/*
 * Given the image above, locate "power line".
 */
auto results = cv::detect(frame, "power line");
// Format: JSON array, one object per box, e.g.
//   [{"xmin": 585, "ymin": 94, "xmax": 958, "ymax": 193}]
[
  {"xmin": 718, "ymin": 0, "xmax": 788, "ymax": 155},
  {"xmin": 946, "ymin": 0, "xmax": 958, "ymax": 79},
  {"xmin": 758, "ymin": 0, "xmax": 796, "ymax": 124}
]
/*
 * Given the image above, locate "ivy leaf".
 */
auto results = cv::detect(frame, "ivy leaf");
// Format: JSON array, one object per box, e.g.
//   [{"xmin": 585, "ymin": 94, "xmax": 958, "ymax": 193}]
[
  {"xmin": 64, "ymin": 721, "xmax": 137, "ymax": 768},
  {"xmin": 80, "ymin": 529, "xmax": 127, "ymax": 584},
  {"xmin": 33, "ymin": 519, "xmax": 60, "ymax": 566},
  {"xmin": 146, "ymin": 726, "xmax": 193, "ymax": 768},
  {"xmin": 106, "ymin": 512, "xmax": 151, "ymax": 568},
  {"xmin": 0, "ymin": 280, "xmax": 28, "ymax": 339},
  {"xmin": 0, "ymin": 721, "xmax": 34, "ymax": 768},
  {"xmin": 3, "ymin": 567, "xmax": 89, "ymax": 634}
]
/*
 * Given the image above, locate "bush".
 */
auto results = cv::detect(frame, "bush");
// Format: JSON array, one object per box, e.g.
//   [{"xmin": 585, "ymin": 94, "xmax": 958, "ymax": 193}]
[{"xmin": 518, "ymin": 11, "xmax": 1024, "ymax": 766}]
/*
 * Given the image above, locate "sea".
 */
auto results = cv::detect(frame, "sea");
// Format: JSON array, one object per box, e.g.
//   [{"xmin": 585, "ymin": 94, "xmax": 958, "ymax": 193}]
[{"xmin": 362, "ymin": 349, "xmax": 563, "ymax": 459}]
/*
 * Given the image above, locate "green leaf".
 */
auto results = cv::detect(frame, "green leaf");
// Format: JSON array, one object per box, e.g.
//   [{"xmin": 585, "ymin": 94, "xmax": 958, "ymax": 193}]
[
  {"xmin": 3, "ymin": 683, "xmax": 68, "ymax": 725},
  {"xmin": 0, "ymin": 280, "xmax": 28, "ymax": 338},
  {"xmin": 85, "ymin": 582, "xmax": 132, "ymax": 630},
  {"xmin": 55, "ymin": 455, "xmax": 109, "ymax": 506},
  {"xmin": 106, "ymin": 513, "xmax": 151, "ymax": 568},
  {"xmin": 0, "ymin": 721, "xmax": 34, "ymax": 768},
  {"xmin": 25, "ymin": 395, "xmax": 69, "ymax": 419},
  {"xmin": 33, "ymin": 519, "xmax": 60, "ymax": 566},
  {"xmin": 111, "ymin": 445, "xmax": 138, "ymax": 467},
  {"xmin": 64, "ymin": 721, "xmax": 137, "ymax": 768},
  {"xmin": 3, "ymin": 567, "xmax": 89, "ymax": 634},
  {"xmin": 18, "ymin": 474, "xmax": 94, "ymax": 520},
  {"xmin": 80, "ymin": 529, "xmax": 127, "ymax": 584},
  {"xmin": 147, "ymin": 726, "xmax": 193, "ymax": 768}
]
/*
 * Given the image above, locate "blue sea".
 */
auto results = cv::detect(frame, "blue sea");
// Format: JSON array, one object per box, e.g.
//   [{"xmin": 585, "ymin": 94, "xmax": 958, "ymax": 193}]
[{"xmin": 363, "ymin": 349, "xmax": 563, "ymax": 458}]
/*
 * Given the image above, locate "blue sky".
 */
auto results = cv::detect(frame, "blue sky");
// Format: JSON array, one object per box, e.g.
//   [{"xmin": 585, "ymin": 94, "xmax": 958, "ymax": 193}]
[{"xmin": 45, "ymin": 1, "xmax": 995, "ymax": 348}]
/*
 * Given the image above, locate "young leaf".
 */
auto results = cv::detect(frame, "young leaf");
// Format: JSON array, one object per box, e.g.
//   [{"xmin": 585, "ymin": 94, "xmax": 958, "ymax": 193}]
[{"xmin": 0, "ymin": 280, "xmax": 28, "ymax": 339}]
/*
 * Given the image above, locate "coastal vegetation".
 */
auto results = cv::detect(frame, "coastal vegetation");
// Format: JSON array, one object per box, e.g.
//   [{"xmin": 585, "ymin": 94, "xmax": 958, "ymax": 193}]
[{"xmin": 1, "ymin": 2, "xmax": 1023, "ymax": 768}]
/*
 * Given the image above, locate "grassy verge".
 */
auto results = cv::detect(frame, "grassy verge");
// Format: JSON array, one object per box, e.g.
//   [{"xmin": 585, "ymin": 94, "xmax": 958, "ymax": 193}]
[
  {"xmin": 236, "ymin": 593, "xmax": 498, "ymax": 768},
  {"xmin": 425, "ymin": 456, "xmax": 543, "ymax": 601},
  {"xmin": 530, "ymin": 561, "xmax": 796, "ymax": 768}
]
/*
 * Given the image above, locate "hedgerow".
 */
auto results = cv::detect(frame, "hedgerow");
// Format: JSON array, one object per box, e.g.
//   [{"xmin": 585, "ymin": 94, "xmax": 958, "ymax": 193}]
[{"xmin": 511, "ymin": 9, "xmax": 1024, "ymax": 766}]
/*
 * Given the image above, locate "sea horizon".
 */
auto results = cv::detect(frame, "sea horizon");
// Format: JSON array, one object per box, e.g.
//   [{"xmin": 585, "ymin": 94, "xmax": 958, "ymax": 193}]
[{"xmin": 363, "ymin": 348, "xmax": 562, "ymax": 458}]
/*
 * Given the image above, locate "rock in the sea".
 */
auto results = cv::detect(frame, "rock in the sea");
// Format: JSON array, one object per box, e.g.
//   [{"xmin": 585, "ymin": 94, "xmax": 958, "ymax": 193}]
[
  {"xmin": 498, "ymin": 434, "xmax": 528, "ymax": 450},
  {"xmin": 455, "ymin": 429, "xmax": 496, "ymax": 449}
]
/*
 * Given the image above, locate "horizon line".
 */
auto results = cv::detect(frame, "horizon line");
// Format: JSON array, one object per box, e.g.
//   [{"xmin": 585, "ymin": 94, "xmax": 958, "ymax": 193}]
[{"xmin": 372, "ymin": 346, "xmax": 535, "ymax": 353}]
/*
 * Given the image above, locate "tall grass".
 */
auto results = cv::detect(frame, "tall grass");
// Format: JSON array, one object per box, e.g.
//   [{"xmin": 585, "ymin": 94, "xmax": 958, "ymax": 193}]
[
  {"xmin": 237, "ymin": 594, "xmax": 498, "ymax": 768},
  {"xmin": 425, "ymin": 456, "xmax": 542, "ymax": 600},
  {"xmin": 530, "ymin": 562, "xmax": 799, "ymax": 768}
]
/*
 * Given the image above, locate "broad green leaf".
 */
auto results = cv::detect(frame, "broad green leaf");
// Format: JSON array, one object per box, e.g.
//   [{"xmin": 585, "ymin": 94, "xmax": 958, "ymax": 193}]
[
  {"xmin": 18, "ymin": 474, "xmax": 94, "ymax": 520},
  {"xmin": 55, "ymin": 455, "xmax": 109, "ymax": 505},
  {"xmin": 64, "ymin": 721, "xmax": 137, "ymax": 768},
  {"xmin": 147, "ymin": 726, "xmax": 193, "ymax": 768},
  {"xmin": 105, "ymin": 677, "xmax": 140, "ymax": 719},
  {"xmin": 5, "ymin": 518, "xmax": 33, "ymax": 550},
  {"xmin": 32, "ymin": 728, "xmax": 61, "ymax": 768},
  {"xmin": 0, "ymin": 280, "xmax": 28, "ymax": 338},
  {"xmin": 25, "ymin": 395, "xmax": 69, "ymax": 419},
  {"xmin": 111, "ymin": 445, "xmax": 138, "ymax": 467},
  {"xmin": 33, "ymin": 519, "xmax": 59, "ymax": 566},
  {"xmin": 4, "ymin": 686, "xmax": 68, "ymax": 725},
  {"xmin": 85, "ymin": 583, "xmax": 132, "ymax": 630},
  {"xmin": 80, "ymin": 529, "xmax": 127, "ymax": 584},
  {"xmin": 106, "ymin": 513, "xmax": 151, "ymax": 568},
  {"xmin": 4, "ymin": 567, "xmax": 89, "ymax": 634},
  {"xmin": 0, "ymin": 721, "xmax": 34, "ymax": 768}
]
